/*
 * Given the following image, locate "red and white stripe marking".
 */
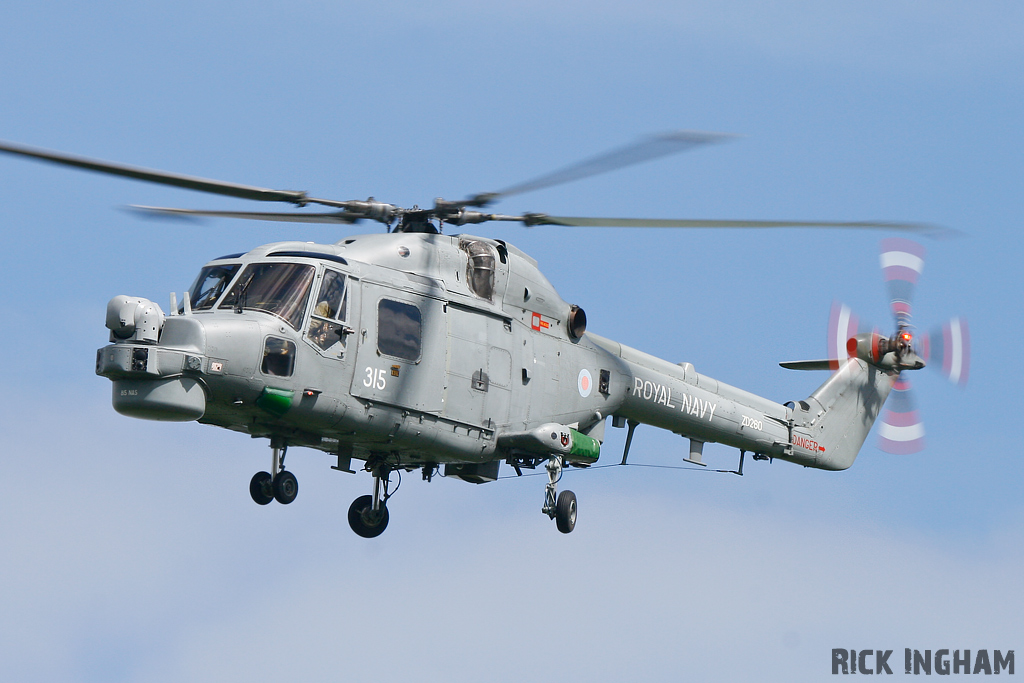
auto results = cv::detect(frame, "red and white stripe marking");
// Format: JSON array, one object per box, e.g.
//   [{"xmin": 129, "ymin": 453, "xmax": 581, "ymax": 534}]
[
  {"xmin": 880, "ymin": 238, "xmax": 925, "ymax": 283},
  {"xmin": 877, "ymin": 375, "xmax": 925, "ymax": 454},
  {"xmin": 827, "ymin": 302, "xmax": 859, "ymax": 371},
  {"xmin": 943, "ymin": 317, "xmax": 969, "ymax": 386}
]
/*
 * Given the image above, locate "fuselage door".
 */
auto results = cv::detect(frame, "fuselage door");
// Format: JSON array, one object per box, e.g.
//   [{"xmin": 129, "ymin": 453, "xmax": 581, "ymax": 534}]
[
  {"xmin": 350, "ymin": 281, "xmax": 446, "ymax": 413},
  {"xmin": 444, "ymin": 306, "xmax": 513, "ymax": 428}
]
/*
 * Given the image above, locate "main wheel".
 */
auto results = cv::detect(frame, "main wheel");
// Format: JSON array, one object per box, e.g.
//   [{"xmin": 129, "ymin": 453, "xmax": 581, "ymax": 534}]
[
  {"xmin": 555, "ymin": 490, "xmax": 577, "ymax": 534},
  {"xmin": 249, "ymin": 471, "xmax": 274, "ymax": 505},
  {"xmin": 348, "ymin": 494, "xmax": 389, "ymax": 538},
  {"xmin": 273, "ymin": 470, "xmax": 298, "ymax": 504}
]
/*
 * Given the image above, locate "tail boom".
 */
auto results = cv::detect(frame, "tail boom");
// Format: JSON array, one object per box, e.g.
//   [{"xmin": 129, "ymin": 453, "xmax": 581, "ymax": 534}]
[{"xmin": 591, "ymin": 335, "xmax": 895, "ymax": 470}]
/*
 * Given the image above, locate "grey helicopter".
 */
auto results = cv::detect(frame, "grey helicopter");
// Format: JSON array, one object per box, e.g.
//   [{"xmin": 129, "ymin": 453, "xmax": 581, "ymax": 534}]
[{"xmin": 0, "ymin": 133, "xmax": 948, "ymax": 537}]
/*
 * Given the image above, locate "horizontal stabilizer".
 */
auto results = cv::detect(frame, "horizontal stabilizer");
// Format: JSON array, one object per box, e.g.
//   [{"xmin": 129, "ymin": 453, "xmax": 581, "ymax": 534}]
[{"xmin": 780, "ymin": 359, "xmax": 835, "ymax": 371}]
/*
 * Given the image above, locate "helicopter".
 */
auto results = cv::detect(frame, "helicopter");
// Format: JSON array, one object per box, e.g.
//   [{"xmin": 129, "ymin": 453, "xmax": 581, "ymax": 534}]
[{"xmin": 0, "ymin": 132, "xmax": 950, "ymax": 537}]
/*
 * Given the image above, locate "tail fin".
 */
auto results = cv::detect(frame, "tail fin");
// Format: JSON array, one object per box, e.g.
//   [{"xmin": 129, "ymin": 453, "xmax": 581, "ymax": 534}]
[{"xmin": 790, "ymin": 358, "xmax": 896, "ymax": 470}]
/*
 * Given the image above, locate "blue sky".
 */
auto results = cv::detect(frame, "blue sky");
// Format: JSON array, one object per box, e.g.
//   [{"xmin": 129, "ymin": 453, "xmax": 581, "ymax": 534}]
[{"xmin": 1, "ymin": 2, "xmax": 1022, "ymax": 681}]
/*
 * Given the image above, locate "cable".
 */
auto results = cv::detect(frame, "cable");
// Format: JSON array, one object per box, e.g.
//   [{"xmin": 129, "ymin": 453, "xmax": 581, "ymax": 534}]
[
  {"xmin": 384, "ymin": 469, "xmax": 402, "ymax": 501},
  {"xmin": 495, "ymin": 461, "xmax": 741, "ymax": 480}
]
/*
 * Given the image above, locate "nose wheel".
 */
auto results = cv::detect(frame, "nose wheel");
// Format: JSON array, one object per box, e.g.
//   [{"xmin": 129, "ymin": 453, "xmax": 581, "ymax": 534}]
[
  {"xmin": 249, "ymin": 471, "xmax": 273, "ymax": 505},
  {"xmin": 273, "ymin": 470, "xmax": 298, "ymax": 504},
  {"xmin": 249, "ymin": 440, "xmax": 298, "ymax": 505}
]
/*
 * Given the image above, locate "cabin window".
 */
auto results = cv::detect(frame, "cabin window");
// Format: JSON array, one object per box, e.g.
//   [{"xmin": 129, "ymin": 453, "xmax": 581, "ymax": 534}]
[
  {"xmin": 307, "ymin": 269, "xmax": 348, "ymax": 351},
  {"xmin": 262, "ymin": 337, "xmax": 296, "ymax": 377},
  {"xmin": 218, "ymin": 262, "xmax": 315, "ymax": 330},
  {"xmin": 377, "ymin": 299, "xmax": 421, "ymax": 361},
  {"xmin": 185, "ymin": 264, "xmax": 240, "ymax": 311}
]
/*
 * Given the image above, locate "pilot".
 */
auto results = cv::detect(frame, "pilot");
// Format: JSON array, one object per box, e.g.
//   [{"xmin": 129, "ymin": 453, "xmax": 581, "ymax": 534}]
[{"xmin": 308, "ymin": 300, "xmax": 342, "ymax": 350}]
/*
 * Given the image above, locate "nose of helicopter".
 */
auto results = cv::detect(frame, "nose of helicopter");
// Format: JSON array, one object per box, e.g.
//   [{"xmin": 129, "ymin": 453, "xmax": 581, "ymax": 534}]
[
  {"xmin": 97, "ymin": 299, "xmax": 209, "ymax": 421},
  {"xmin": 110, "ymin": 375, "xmax": 207, "ymax": 421}
]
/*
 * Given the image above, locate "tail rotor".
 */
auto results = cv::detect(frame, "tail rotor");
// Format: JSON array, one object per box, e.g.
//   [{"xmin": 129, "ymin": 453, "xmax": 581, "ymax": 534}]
[
  {"xmin": 821, "ymin": 239, "xmax": 967, "ymax": 454},
  {"xmin": 876, "ymin": 238, "xmax": 926, "ymax": 452}
]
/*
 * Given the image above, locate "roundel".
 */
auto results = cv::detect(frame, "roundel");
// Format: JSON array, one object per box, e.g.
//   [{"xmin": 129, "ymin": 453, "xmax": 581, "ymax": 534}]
[{"xmin": 577, "ymin": 368, "xmax": 593, "ymax": 398}]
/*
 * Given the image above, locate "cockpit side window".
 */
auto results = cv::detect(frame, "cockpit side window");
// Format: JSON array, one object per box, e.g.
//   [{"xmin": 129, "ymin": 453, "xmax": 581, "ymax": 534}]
[
  {"xmin": 218, "ymin": 262, "xmax": 315, "ymax": 330},
  {"xmin": 313, "ymin": 270, "xmax": 347, "ymax": 321},
  {"xmin": 186, "ymin": 264, "xmax": 240, "ymax": 311},
  {"xmin": 307, "ymin": 269, "xmax": 349, "ymax": 352},
  {"xmin": 261, "ymin": 336, "xmax": 296, "ymax": 377}
]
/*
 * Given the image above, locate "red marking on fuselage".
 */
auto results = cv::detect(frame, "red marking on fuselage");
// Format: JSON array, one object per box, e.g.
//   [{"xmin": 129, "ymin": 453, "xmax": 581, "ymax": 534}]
[{"xmin": 793, "ymin": 434, "xmax": 825, "ymax": 453}]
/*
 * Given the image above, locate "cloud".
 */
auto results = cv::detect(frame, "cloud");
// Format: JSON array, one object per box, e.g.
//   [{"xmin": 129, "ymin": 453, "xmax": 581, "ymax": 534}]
[
  {"xmin": 4, "ymin": 396, "xmax": 1018, "ymax": 682},
  {"xmin": 149, "ymin": 495, "xmax": 1024, "ymax": 681}
]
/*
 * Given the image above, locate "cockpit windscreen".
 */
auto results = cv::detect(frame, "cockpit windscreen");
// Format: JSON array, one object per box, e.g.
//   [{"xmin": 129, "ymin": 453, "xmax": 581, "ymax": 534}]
[
  {"xmin": 186, "ymin": 264, "xmax": 241, "ymax": 311},
  {"xmin": 218, "ymin": 263, "xmax": 315, "ymax": 329}
]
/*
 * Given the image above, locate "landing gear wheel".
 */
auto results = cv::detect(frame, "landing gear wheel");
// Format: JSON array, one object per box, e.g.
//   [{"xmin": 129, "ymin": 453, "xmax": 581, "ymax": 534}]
[
  {"xmin": 273, "ymin": 470, "xmax": 298, "ymax": 505},
  {"xmin": 249, "ymin": 471, "xmax": 273, "ymax": 505},
  {"xmin": 555, "ymin": 490, "xmax": 577, "ymax": 534},
  {"xmin": 348, "ymin": 494, "xmax": 389, "ymax": 538}
]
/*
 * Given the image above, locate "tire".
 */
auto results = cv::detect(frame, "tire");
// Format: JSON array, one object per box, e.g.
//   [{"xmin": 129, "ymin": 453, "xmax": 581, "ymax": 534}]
[
  {"xmin": 348, "ymin": 494, "xmax": 389, "ymax": 538},
  {"xmin": 555, "ymin": 490, "xmax": 577, "ymax": 534},
  {"xmin": 249, "ymin": 471, "xmax": 274, "ymax": 505},
  {"xmin": 273, "ymin": 470, "xmax": 298, "ymax": 505}
]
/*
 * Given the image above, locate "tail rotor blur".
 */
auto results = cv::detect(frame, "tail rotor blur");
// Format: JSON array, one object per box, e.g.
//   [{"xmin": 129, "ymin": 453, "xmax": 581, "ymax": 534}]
[
  {"xmin": 827, "ymin": 302, "xmax": 861, "ymax": 371},
  {"xmin": 877, "ymin": 375, "xmax": 926, "ymax": 454},
  {"xmin": 879, "ymin": 239, "xmax": 969, "ymax": 453},
  {"xmin": 880, "ymin": 237, "xmax": 925, "ymax": 330},
  {"xmin": 815, "ymin": 239, "xmax": 968, "ymax": 454},
  {"xmin": 923, "ymin": 317, "xmax": 970, "ymax": 387},
  {"xmin": 876, "ymin": 238, "xmax": 926, "ymax": 453}
]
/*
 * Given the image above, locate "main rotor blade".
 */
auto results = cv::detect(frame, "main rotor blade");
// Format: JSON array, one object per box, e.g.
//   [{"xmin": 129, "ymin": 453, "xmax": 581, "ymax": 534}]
[
  {"xmin": 466, "ymin": 131, "xmax": 735, "ymax": 207},
  {"xmin": 0, "ymin": 140, "xmax": 312, "ymax": 205},
  {"xmin": 129, "ymin": 206, "xmax": 364, "ymax": 223},
  {"xmin": 525, "ymin": 215, "xmax": 950, "ymax": 236}
]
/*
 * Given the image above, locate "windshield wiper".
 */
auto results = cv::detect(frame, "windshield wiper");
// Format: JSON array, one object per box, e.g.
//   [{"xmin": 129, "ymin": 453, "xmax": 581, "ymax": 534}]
[{"xmin": 234, "ymin": 272, "xmax": 255, "ymax": 314}]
